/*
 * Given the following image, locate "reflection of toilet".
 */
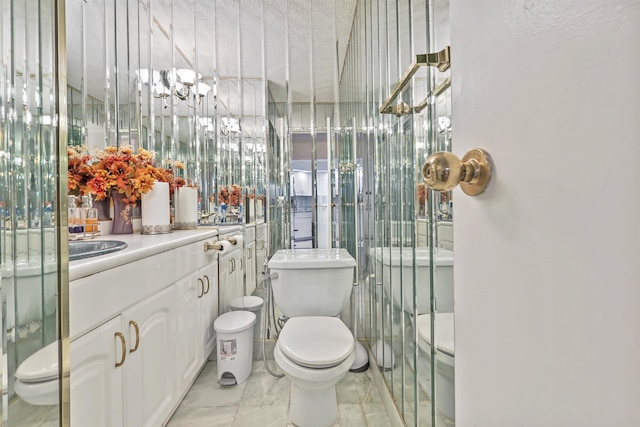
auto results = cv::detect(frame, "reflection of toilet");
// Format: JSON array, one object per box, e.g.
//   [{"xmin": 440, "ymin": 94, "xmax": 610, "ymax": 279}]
[
  {"xmin": 14, "ymin": 341, "xmax": 59, "ymax": 406},
  {"xmin": 416, "ymin": 313, "xmax": 455, "ymax": 420},
  {"xmin": 380, "ymin": 247, "xmax": 455, "ymax": 421},
  {"xmin": 268, "ymin": 249, "xmax": 356, "ymax": 427}
]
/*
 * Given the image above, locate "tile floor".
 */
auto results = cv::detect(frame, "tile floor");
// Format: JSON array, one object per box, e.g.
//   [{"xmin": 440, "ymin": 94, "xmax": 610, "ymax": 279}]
[{"xmin": 167, "ymin": 358, "xmax": 395, "ymax": 427}]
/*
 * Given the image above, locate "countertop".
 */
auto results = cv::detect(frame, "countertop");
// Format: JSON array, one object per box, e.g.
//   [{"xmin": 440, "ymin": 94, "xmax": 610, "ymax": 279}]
[{"xmin": 69, "ymin": 228, "xmax": 220, "ymax": 281}]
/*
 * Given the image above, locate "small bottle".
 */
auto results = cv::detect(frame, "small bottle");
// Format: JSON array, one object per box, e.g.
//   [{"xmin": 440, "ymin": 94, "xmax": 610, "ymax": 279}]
[
  {"xmin": 68, "ymin": 195, "xmax": 84, "ymax": 234},
  {"xmin": 83, "ymin": 196, "xmax": 98, "ymax": 235}
]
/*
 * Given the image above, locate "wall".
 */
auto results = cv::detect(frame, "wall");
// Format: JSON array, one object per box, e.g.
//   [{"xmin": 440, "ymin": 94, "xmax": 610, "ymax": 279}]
[{"xmin": 452, "ymin": 1, "xmax": 640, "ymax": 425}]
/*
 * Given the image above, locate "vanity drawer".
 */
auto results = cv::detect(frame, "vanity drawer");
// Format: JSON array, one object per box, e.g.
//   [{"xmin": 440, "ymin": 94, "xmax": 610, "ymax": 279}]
[
  {"xmin": 70, "ymin": 249, "xmax": 176, "ymax": 340},
  {"xmin": 174, "ymin": 238, "xmax": 219, "ymax": 280}
]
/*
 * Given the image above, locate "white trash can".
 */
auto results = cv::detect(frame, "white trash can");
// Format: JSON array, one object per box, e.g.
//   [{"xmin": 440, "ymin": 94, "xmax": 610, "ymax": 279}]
[
  {"xmin": 214, "ymin": 311, "xmax": 256, "ymax": 386},
  {"xmin": 230, "ymin": 295, "xmax": 264, "ymax": 340}
]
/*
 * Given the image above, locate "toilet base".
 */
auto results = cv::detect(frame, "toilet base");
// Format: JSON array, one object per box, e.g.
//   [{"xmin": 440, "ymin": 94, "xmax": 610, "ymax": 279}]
[{"xmin": 290, "ymin": 382, "xmax": 338, "ymax": 427}]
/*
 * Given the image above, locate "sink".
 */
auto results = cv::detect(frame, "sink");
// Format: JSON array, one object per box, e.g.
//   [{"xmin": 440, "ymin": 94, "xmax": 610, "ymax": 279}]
[{"xmin": 69, "ymin": 240, "xmax": 128, "ymax": 261}]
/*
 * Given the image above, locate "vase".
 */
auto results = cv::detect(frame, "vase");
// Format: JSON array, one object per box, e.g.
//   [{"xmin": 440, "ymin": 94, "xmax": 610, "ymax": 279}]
[
  {"xmin": 92, "ymin": 195, "xmax": 111, "ymax": 220},
  {"xmin": 111, "ymin": 192, "xmax": 134, "ymax": 234},
  {"xmin": 141, "ymin": 181, "xmax": 171, "ymax": 234}
]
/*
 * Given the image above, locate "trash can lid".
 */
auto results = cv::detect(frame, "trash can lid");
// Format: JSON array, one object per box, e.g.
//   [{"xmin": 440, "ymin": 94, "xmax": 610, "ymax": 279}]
[
  {"xmin": 214, "ymin": 311, "xmax": 256, "ymax": 334},
  {"xmin": 230, "ymin": 295, "xmax": 264, "ymax": 311}
]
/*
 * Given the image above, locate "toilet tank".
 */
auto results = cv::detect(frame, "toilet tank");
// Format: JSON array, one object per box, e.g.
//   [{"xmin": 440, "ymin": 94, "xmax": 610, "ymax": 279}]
[
  {"xmin": 268, "ymin": 249, "xmax": 356, "ymax": 317},
  {"xmin": 380, "ymin": 247, "xmax": 454, "ymax": 315}
]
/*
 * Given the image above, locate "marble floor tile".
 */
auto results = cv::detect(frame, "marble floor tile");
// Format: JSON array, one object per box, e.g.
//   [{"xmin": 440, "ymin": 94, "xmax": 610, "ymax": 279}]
[
  {"xmin": 361, "ymin": 402, "xmax": 394, "ymax": 427},
  {"xmin": 171, "ymin": 358, "xmax": 408, "ymax": 427},
  {"xmin": 232, "ymin": 403, "xmax": 291, "ymax": 427},
  {"xmin": 179, "ymin": 363, "xmax": 247, "ymax": 408},
  {"xmin": 332, "ymin": 403, "xmax": 367, "ymax": 426},
  {"xmin": 167, "ymin": 406, "xmax": 237, "ymax": 427}
]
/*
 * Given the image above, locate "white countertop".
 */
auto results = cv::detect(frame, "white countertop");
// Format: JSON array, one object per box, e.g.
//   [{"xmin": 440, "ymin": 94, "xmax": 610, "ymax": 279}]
[{"xmin": 69, "ymin": 229, "xmax": 220, "ymax": 281}]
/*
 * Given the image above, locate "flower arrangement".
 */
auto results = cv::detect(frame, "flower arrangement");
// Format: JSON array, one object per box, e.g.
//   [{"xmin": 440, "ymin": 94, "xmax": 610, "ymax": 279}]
[
  {"xmin": 416, "ymin": 182, "xmax": 427, "ymax": 206},
  {"xmin": 68, "ymin": 145, "xmax": 179, "ymax": 206},
  {"xmin": 218, "ymin": 184, "xmax": 242, "ymax": 206}
]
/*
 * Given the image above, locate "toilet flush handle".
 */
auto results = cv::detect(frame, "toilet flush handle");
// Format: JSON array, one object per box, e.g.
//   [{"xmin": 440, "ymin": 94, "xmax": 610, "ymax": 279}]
[{"xmin": 422, "ymin": 148, "xmax": 493, "ymax": 196}]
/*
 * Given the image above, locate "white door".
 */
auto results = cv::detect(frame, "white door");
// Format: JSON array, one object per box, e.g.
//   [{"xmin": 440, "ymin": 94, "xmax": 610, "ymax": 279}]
[
  {"xmin": 200, "ymin": 262, "xmax": 219, "ymax": 361},
  {"xmin": 123, "ymin": 286, "xmax": 177, "ymax": 427},
  {"xmin": 451, "ymin": 1, "xmax": 640, "ymax": 424},
  {"xmin": 175, "ymin": 272, "xmax": 202, "ymax": 391},
  {"xmin": 70, "ymin": 316, "xmax": 124, "ymax": 427}
]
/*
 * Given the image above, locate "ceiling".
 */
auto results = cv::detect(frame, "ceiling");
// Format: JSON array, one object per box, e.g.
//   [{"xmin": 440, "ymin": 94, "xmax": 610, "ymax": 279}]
[{"xmin": 67, "ymin": 0, "xmax": 359, "ymax": 114}]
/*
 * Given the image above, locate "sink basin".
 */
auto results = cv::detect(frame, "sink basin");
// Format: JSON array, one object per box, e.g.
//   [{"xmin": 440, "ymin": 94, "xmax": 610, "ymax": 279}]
[{"xmin": 69, "ymin": 240, "xmax": 128, "ymax": 261}]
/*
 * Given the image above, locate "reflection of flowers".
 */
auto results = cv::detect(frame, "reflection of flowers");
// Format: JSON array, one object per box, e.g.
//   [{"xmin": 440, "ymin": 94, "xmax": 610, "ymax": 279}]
[
  {"xmin": 416, "ymin": 182, "xmax": 427, "ymax": 205},
  {"xmin": 218, "ymin": 184, "xmax": 242, "ymax": 206},
  {"xmin": 68, "ymin": 145, "xmax": 177, "ymax": 207}
]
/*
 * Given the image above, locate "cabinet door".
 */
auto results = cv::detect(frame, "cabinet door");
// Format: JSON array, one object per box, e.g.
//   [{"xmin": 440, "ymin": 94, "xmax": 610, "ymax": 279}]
[
  {"xmin": 200, "ymin": 262, "xmax": 219, "ymax": 361},
  {"xmin": 71, "ymin": 316, "xmax": 124, "ymax": 427},
  {"xmin": 123, "ymin": 286, "xmax": 177, "ymax": 427},
  {"xmin": 175, "ymin": 272, "xmax": 202, "ymax": 392},
  {"xmin": 245, "ymin": 241, "xmax": 257, "ymax": 295},
  {"xmin": 218, "ymin": 254, "xmax": 232, "ymax": 314}
]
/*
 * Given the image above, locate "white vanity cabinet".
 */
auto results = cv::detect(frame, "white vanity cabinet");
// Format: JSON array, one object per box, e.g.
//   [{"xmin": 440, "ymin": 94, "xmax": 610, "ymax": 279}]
[
  {"xmin": 218, "ymin": 246, "xmax": 243, "ymax": 314},
  {"xmin": 176, "ymin": 262, "xmax": 219, "ymax": 393},
  {"xmin": 69, "ymin": 231, "xmax": 221, "ymax": 426},
  {"xmin": 70, "ymin": 317, "xmax": 124, "ymax": 427},
  {"xmin": 122, "ymin": 286, "xmax": 177, "ymax": 427},
  {"xmin": 71, "ymin": 286, "xmax": 177, "ymax": 427}
]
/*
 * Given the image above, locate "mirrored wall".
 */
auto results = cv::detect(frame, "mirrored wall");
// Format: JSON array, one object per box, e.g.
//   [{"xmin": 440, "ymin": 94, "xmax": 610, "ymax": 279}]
[
  {"xmin": 0, "ymin": 0, "xmax": 61, "ymax": 424},
  {"xmin": 339, "ymin": 0, "xmax": 454, "ymax": 425}
]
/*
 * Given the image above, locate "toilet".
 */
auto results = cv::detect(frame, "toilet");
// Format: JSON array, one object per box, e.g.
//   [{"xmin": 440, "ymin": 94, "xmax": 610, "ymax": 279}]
[
  {"xmin": 268, "ymin": 248, "xmax": 356, "ymax": 427},
  {"xmin": 381, "ymin": 247, "xmax": 455, "ymax": 421},
  {"xmin": 416, "ymin": 313, "xmax": 455, "ymax": 421},
  {"xmin": 14, "ymin": 341, "xmax": 59, "ymax": 406}
]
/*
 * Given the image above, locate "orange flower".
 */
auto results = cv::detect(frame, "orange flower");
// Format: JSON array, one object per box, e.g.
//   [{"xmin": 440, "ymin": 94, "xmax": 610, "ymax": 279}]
[{"xmin": 68, "ymin": 145, "xmax": 172, "ymax": 207}]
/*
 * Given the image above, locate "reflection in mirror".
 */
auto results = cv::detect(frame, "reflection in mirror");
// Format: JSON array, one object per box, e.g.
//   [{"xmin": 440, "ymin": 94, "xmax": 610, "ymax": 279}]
[{"xmin": 1, "ymin": 0, "xmax": 60, "ymax": 424}]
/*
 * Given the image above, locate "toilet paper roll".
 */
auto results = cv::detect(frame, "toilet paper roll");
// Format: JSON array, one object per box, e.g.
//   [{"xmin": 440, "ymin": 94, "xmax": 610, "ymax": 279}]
[
  {"xmin": 141, "ymin": 181, "xmax": 171, "ymax": 234},
  {"xmin": 216, "ymin": 239, "xmax": 233, "ymax": 254},
  {"xmin": 174, "ymin": 187, "xmax": 198, "ymax": 229}
]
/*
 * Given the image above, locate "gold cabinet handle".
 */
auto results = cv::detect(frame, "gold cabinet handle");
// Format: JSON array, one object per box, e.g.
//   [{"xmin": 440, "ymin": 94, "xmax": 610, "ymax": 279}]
[
  {"xmin": 203, "ymin": 275, "xmax": 210, "ymax": 294},
  {"xmin": 197, "ymin": 277, "xmax": 205, "ymax": 298},
  {"xmin": 225, "ymin": 236, "xmax": 238, "ymax": 245},
  {"xmin": 115, "ymin": 332, "xmax": 126, "ymax": 367},
  {"xmin": 240, "ymin": 257, "xmax": 243, "ymax": 270},
  {"xmin": 422, "ymin": 148, "xmax": 493, "ymax": 196},
  {"xmin": 248, "ymin": 248, "xmax": 252, "ymax": 259},
  {"xmin": 129, "ymin": 321, "xmax": 140, "ymax": 353},
  {"xmin": 230, "ymin": 258, "xmax": 235, "ymax": 273}
]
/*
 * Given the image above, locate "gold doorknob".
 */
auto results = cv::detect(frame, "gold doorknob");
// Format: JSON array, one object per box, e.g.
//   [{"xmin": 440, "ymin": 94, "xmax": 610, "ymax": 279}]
[{"xmin": 422, "ymin": 148, "xmax": 493, "ymax": 196}]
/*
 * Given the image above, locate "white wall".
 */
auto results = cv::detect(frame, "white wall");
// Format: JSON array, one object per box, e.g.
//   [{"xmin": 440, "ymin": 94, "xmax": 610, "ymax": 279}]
[{"xmin": 451, "ymin": 1, "xmax": 640, "ymax": 425}]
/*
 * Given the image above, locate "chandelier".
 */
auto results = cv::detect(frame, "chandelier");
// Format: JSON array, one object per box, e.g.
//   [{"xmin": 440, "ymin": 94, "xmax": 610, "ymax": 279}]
[{"xmin": 137, "ymin": 68, "xmax": 212, "ymax": 108}]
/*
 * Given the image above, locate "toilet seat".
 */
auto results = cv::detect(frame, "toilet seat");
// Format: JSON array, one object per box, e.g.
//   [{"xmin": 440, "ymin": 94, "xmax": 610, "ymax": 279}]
[
  {"xmin": 14, "ymin": 376, "xmax": 59, "ymax": 406},
  {"xmin": 416, "ymin": 313, "xmax": 454, "ymax": 357},
  {"xmin": 16, "ymin": 341, "xmax": 59, "ymax": 383},
  {"xmin": 277, "ymin": 317, "xmax": 354, "ymax": 368}
]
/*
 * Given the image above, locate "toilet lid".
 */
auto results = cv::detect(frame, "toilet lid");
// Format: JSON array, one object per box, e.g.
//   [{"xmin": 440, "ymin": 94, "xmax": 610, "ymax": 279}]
[
  {"xmin": 416, "ymin": 313, "xmax": 455, "ymax": 357},
  {"xmin": 277, "ymin": 317, "xmax": 354, "ymax": 368},
  {"xmin": 230, "ymin": 295, "xmax": 264, "ymax": 311},
  {"xmin": 15, "ymin": 341, "xmax": 59, "ymax": 382}
]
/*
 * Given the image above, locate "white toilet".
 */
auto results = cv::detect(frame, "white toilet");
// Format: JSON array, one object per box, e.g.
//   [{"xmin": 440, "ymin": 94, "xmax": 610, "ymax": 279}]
[
  {"xmin": 381, "ymin": 247, "xmax": 456, "ymax": 421},
  {"xmin": 14, "ymin": 341, "xmax": 59, "ymax": 406},
  {"xmin": 416, "ymin": 312, "xmax": 455, "ymax": 421},
  {"xmin": 268, "ymin": 248, "xmax": 356, "ymax": 427}
]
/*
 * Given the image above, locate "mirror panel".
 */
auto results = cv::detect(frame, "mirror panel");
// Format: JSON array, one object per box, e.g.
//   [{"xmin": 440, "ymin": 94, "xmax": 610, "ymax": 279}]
[{"xmin": 1, "ymin": 0, "xmax": 60, "ymax": 424}]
